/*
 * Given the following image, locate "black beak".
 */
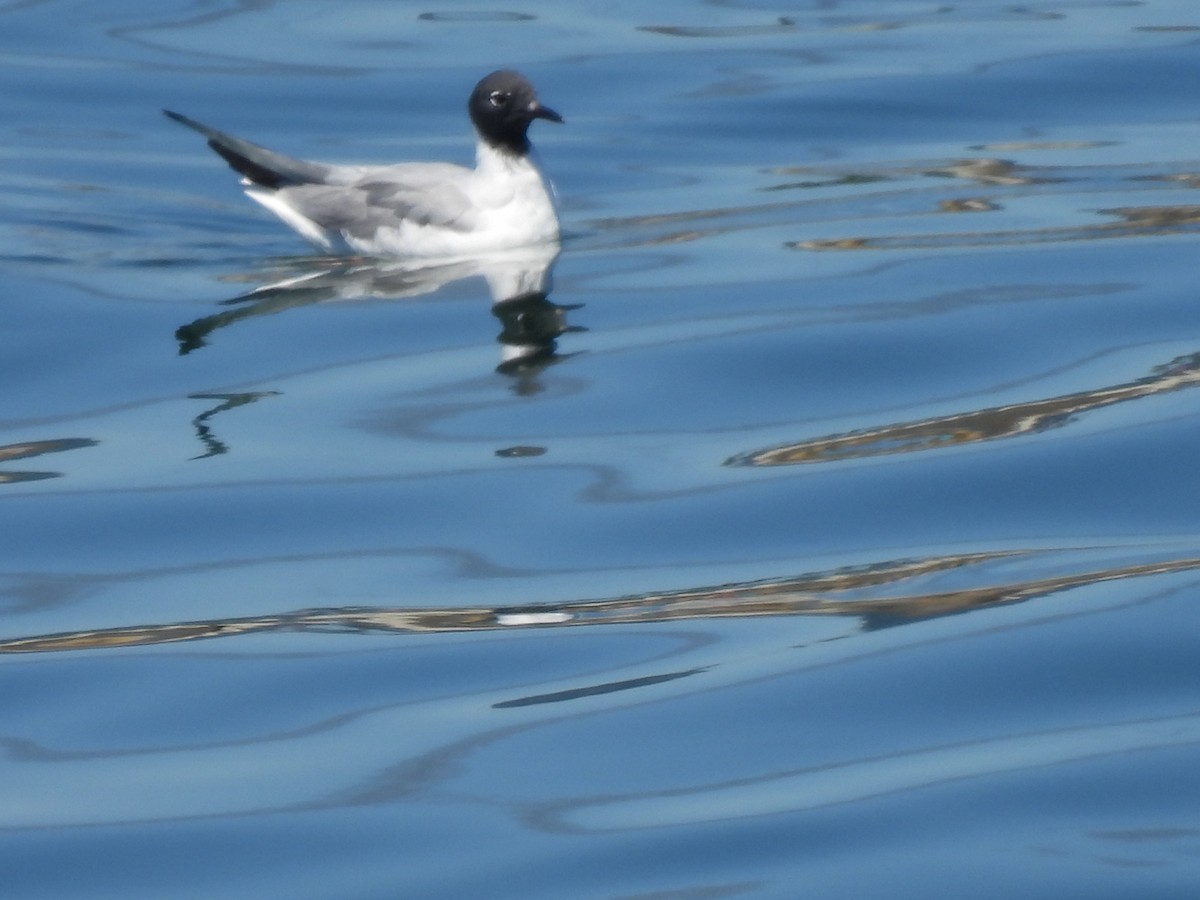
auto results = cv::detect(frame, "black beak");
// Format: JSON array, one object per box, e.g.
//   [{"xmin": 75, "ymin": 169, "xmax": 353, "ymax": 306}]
[{"xmin": 531, "ymin": 102, "xmax": 564, "ymax": 124}]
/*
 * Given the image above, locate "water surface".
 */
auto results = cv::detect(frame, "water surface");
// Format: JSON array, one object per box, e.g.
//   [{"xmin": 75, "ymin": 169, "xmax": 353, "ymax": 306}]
[{"xmin": 2, "ymin": 1, "xmax": 1200, "ymax": 897}]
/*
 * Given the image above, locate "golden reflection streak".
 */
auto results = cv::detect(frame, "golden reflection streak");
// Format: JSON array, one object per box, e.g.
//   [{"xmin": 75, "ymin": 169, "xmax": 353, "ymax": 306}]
[
  {"xmin": 726, "ymin": 352, "xmax": 1200, "ymax": 466},
  {"xmin": 0, "ymin": 438, "xmax": 97, "ymax": 484},
  {"xmin": 2, "ymin": 550, "xmax": 1196, "ymax": 654},
  {"xmin": 794, "ymin": 204, "xmax": 1200, "ymax": 251},
  {"xmin": 588, "ymin": 157, "xmax": 1200, "ymax": 250}
]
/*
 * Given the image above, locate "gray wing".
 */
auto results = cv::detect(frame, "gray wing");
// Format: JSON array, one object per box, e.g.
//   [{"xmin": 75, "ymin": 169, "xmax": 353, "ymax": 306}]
[
  {"xmin": 270, "ymin": 163, "xmax": 479, "ymax": 239},
  {"xmin": 165, "ymin": 110, "xmax": 479, "ymax": 241}
]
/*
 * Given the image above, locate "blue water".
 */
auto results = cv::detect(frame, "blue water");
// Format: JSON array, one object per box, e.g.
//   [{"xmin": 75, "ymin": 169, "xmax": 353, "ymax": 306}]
[{"xmin": 3, "ymin": 1, "xmax": 1200, "ymax": 897}]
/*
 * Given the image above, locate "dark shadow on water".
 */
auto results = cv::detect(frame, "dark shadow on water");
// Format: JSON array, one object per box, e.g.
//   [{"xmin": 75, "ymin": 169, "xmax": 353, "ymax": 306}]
[{"xmin": 494, "ymin": 668, "xmax": 707, "ymax": 708}]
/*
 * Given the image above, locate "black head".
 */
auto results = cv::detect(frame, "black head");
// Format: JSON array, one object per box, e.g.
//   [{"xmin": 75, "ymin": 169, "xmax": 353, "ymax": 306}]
[{"xmin": 468, "ymin": 70, "xmax": 562, "ymax": 155}]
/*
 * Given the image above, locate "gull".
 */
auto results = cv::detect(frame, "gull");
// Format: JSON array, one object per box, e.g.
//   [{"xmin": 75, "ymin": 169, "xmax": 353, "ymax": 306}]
[{"xmin": 164, "ymin": 70, "xmax": 563, "ymax": 257}]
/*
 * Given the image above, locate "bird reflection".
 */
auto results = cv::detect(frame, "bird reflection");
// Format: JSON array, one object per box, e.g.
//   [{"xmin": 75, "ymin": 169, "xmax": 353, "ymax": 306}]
[
  {"xmin": 189, "ymin": 392, "xmax": 280, "ymax": 460},
  {"xmin": 492, "ymin": 291, "xmax": 583, "ymax": 395},
  {"xmin": 175, "ymin": 245, "xmax": 582, "ymax": 384}
]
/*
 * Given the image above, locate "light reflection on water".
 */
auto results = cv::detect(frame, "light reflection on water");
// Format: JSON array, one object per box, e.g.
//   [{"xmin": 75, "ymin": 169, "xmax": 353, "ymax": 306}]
[
  {"xmin": 3, "ymin": 1, "xmax": 1200, "ymax": 897},
  {"xmin": 3, "ymin": 545, "xmax": 1197, "ymax": 652}
]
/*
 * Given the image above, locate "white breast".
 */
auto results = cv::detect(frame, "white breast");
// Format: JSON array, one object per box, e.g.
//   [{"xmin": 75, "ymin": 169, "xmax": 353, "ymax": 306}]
[{"xmin": 344, "ymin": 142, "xmax": 559, "ymax": 258}]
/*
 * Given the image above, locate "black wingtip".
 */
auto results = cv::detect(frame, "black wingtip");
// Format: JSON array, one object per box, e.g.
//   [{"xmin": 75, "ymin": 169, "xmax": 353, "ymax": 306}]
[
  {"xmin": 162, "ymin": 109, "xmax": 209, "ymax": 135},
  {"xmin": 162, "ymin": 108, "xmax": 331, "ymax": 190}
]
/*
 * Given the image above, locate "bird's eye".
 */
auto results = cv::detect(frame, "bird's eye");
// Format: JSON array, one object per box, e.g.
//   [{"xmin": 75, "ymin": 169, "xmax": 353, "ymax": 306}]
[{"xmin": 488, "ymin": 91, "xmax": 510, "ymax": 108}]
